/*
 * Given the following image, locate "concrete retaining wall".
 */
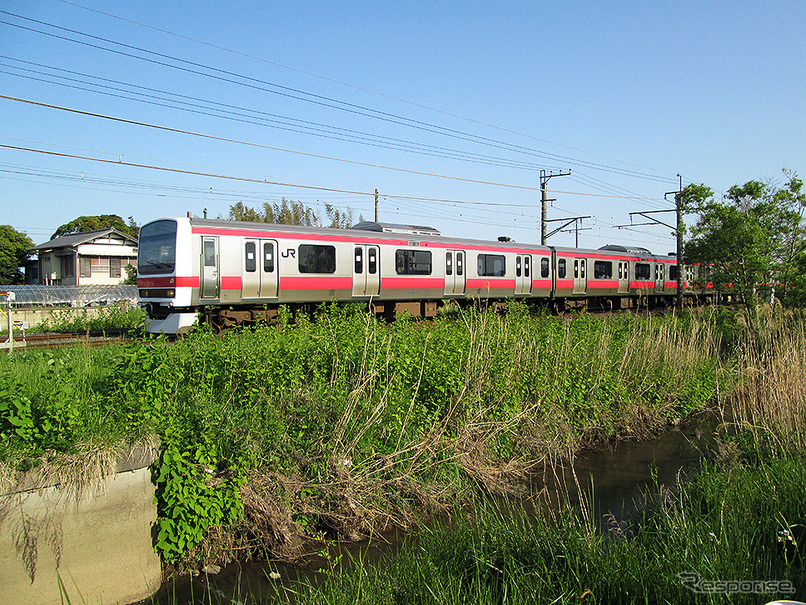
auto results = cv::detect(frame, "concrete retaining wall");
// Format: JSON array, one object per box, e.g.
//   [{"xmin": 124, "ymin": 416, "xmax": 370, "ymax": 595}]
[
  {"xmin": 0, "ymin": 452, "xmax": 162, "ymax": 604},
  {"xmin": 2, "ymin": 306, "xmax": 113, "ymax": 332}
]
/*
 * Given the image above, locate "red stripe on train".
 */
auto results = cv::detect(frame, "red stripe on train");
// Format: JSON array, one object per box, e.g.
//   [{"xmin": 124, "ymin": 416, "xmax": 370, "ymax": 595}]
[
  {"xmin": 381, "ymin": 277, "xmax": 444, "ymax": 289},
  {"xmin": 221, "ymin": 276, "xmax": 242, "ymax": 290},
  {"xmin": 280, "ymin": 276, "xmax": 354, "ymax": 290},
  {"xmin": 587, "ymin": 280, "xmax": 619, "ymax": 289},
  {"xmin": 138, "ymin": 276, "xmax": 199, "ymax": 287},
  {"xmin": 466, "ymin": 278, "xmax": 517, "ymax": 289}
]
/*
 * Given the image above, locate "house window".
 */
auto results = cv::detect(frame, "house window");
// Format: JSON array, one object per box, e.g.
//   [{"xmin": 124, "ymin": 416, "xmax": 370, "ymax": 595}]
[
  {"xmin": 60, "ymin": 255, "xmax": 75, "ymax": 278},
  {"xmin": 80, "ymin": 257, "xmax": 92, "ymax": 278},
  {"xmin": 111, "ymin": 258, "xmax": 122, "ymax": 278},
  {"xmin": 90, "ymin": 256, "xmax": 110, "ymax": 273}
]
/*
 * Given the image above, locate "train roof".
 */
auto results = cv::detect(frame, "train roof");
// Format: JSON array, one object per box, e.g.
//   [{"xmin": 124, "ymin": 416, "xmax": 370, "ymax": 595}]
[
  {"xmin": 148, "ymin": 217, "xmax": 673, "ymax": 259},
  {"xmin": 351, "ymin": 221, "xmax": 441, "ymax": 236}
]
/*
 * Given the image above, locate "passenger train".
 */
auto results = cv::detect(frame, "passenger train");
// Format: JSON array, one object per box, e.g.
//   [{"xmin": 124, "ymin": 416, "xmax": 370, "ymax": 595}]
[{"xmin": 137, "ymin": 216, "xmax": 698, "ymax": 334}]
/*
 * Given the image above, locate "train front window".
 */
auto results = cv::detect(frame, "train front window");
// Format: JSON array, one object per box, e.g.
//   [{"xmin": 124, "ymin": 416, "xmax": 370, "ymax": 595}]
[{"xmin": 138, "ymin": 220, "xmax": 176, "ymax": 275}]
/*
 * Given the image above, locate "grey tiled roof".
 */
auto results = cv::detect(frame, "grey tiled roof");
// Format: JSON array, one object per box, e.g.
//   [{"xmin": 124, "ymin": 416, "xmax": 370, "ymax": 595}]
[{"xmin": 30, "ymin": 228, "xmax": 137, "ymax": 251}]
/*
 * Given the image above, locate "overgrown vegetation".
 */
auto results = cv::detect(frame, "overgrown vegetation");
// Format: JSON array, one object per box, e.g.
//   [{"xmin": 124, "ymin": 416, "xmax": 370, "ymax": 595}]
[
  {"xmin": 0, "ymin": 304, "xmax": 725, "ymax": 567},
  {"xmin": 291, "ymin": 307, "xmax": 806, "ymax": 604},
  {"xmin": 27, "ymin": 303, "xmax": 145, "ymax": 334}
]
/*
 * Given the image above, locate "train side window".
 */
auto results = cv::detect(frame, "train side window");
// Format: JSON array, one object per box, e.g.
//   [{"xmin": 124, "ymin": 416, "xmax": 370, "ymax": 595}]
[
  {"xmin": 574, "ymin": 260, "xmax": 579, "ymax": 278},
  {"xmin": 635, "ymin": 263, "xmax": 650, "ymax": 280},
  {"xmin": 477, "ymin": 254, "xmax": 506, "ymax": 277},
  {"xmin": 245, "ymin": 242, "xmax": 257, "ymax": 273},
  {"xmin": 395, "ymin": 249, "xmax": 432, "ymax": 275},
  {"xmin": 446, "ymin": 252, "xmax": 453, "ymax": 276},
  {"xmin": 540, "ymin": 257, "xmax": 548, "ymax": 278},
  {"xmin": 558, "ymin": 259, "xmax": 566, "ymax": 279},
  {"xmin": 263, "ymin": 243, "xmax": 274, "ymax": 272},
  {"xmin": 368, "ymin": 248, "xmax": 377, "ymax": 274},
  {"xmin": 581, "ymin": 260, "xmax": 586, "ymax": 278},
  {"xmin": 525, "ymin": 256, "xmax": 531, "ymax": 278},
  {"xmin": 593, "ymin": 260, "xmax": 612, "ymax": 279},
  {"xmin": 669, "ymin": 265, "xmax": 678, "ymax": 280},
  {"xmin": 299, "ymin": 244, "xmax": 336, "ymax": 273},
  {"xmin": 516, "ymin": 256, "xmax": 521, "ymax": 278},
  {"xmin": 354, "ymin": 247, "xmax": 363, "ymax": 273},
  {"xmin": 457, "ymin": 252, "xmax": 464, "ymax": 276},
  {"xmin": 203, "ymin": 240, "xmax": 216, "ymax": 267}
]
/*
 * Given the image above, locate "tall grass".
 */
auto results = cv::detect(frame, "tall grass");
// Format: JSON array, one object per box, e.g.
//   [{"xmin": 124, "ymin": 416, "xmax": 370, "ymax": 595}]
[
  {"xmin": 728, "ymin": 308, "xmax": 806, "ymax": 452},
  {"xmin": 0, "ymin": 304, "xmax": 725, "ymax": 566},
  {"xmin": 293, "ymin": 446, "xmax": 806, "ymax": 604},
  {"xmin": 287, "ymin": 306, "xmax": 806, "ymax": 604},
  {"xmin": 28, "ymin": 303, "xmax": 146, "ymax": 333}
]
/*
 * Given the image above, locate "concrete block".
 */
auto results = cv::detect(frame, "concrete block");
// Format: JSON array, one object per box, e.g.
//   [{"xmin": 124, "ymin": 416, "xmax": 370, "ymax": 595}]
[{"xmin": 0, "ymin": 467, "xmax": 161, "ymax": 605}]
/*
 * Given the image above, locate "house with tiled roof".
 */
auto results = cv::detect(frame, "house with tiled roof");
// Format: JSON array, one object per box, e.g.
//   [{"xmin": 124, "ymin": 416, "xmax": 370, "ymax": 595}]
[{"xmin": 30, "ymin": 228, "xmax": 138, "ymax": 285}]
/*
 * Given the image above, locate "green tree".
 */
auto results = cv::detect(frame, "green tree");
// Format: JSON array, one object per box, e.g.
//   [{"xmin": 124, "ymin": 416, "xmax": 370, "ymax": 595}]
[
  {"xmin": 51, "ymin": 215, "xmax": 139, "ymax": 240},
  {"xmin": 225, "ymin": 199, "xmax": 358, "ymax": 228},
  {"xmin": 0, "ymin": 225, "xmax": 34, "ymax": 284},
  {"xmin": 684, "ymin": 170, "xmax": 805, "ymax": 313}
]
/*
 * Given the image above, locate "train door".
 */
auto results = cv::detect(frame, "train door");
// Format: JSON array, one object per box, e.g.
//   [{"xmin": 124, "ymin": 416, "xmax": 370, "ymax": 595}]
[
  {"xmin": 515, "ymin": 254, "xmax": 532, "ymax": 295},
  {"xmin": 618, "ymin": 261, "xmax": 629, "ymax": 293},
  {"xmin": 242, "ymin": 239, "xmax": 278, "ymax": 299},
  {"xmin": 444, "ymin": 249, "xmax": 466, "ymax": 295},
  {"xmin": 200, "ymin": 236, "xmax": 219, "ymax": 299},
  {"xmin": 573, "ymin": 258, "xmax": 587, "ymax": 294},
  {"xmin": 655, "ymin": 263, "xmax": 665, "ymax": 291},
  {"xmin": 352, "ymin": 245, "xmax": 380, "ymax": 297}
]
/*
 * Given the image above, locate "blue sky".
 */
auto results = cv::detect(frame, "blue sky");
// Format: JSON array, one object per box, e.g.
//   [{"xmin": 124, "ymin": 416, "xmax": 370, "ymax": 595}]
[{"xmin": 1, "ymin": 0, "xmax": 803, "ymax": 252}]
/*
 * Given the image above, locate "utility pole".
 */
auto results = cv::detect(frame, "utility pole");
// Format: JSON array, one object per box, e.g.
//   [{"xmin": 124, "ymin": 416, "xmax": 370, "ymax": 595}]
[
  {"xmin": 374, "ymin": 188, "xmax": 379, "ymax": 222},
  {"xmin": 540, "ymin": 169, "xmax": 571, "ymax": 244},
  {"xmin": 619, "ymin": 174, "xmax": 686, "ymax": 312},
  {"xmin": 672, "ymin": 174, "xmax": 684, "ymax": 312}
]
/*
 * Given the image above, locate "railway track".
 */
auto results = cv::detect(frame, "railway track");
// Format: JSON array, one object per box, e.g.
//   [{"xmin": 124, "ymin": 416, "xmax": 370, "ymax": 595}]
[{"xmin": 4, "ymin": 330, "xmax": 133, "ymax": 349}]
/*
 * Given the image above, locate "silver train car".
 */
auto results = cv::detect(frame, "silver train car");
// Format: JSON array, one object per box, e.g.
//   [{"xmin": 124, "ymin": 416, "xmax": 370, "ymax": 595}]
[{"xmin": 137, "ymin": 216, "xmax": 693, "ymax": 334}]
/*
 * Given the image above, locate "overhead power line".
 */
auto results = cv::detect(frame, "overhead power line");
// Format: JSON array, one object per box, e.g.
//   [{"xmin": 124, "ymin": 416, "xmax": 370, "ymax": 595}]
[
  {"xmin": 0, "ymin": 142, "xmax": 671, "ymax": 208},
  {"xmin": 54, "ymin": 0, "xmax": 681, "ymax": 182},
  {"xmin": 0, "ymin": 10, "xmax": 678, "ymax": 183},
  {"xmin": 0, "ymin": 57, "xmax": 546, "ymax": 171},
  {"xmin": 0, "ymin": 94, "xmax": 668, "ymax": 205}
]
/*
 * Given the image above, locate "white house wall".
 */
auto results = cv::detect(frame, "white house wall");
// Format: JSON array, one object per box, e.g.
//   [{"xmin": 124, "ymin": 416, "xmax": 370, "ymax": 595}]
[{"xmin": 79, "ymin": 243, "xmax": 138, "ymax": 257}]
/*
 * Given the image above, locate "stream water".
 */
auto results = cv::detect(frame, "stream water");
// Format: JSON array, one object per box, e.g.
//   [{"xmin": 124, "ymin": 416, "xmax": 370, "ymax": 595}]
[{"xmin": 139, "ymin": 415, "xmax": 720, "ymax": 604}]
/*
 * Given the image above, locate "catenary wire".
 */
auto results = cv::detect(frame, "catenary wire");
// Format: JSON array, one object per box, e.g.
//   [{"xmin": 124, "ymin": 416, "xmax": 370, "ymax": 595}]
[{"xmin": 0, "ymin": 11, "xmax": 678, "ymax": 184}]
